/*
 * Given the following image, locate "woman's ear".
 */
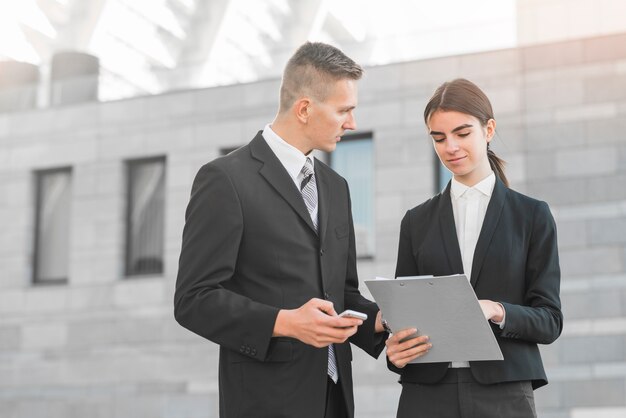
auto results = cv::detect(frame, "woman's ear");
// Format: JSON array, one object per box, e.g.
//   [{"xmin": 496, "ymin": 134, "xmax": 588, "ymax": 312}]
[{"xmin": 486, "ymin": 118, "xmax": 496, "ymax": 143}]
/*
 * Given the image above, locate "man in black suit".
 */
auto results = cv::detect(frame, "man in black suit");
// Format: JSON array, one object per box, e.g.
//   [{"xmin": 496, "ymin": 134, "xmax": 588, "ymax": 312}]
[{"xmin": 174, "ymin": 42, "xmax": 388, "ymax": 418}]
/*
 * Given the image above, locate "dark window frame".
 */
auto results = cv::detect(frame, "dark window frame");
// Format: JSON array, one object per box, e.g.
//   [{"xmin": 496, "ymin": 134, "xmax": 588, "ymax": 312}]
[
  {"xmin": 33, "ymin": 166, "xmax": 72, "ymax": 285},
  {"xmin": 124, "ymin": 155, "xmax": 166, "ymax": 278},
  {"xmin": 328, "ymin": 131, "xmax": 375, "ymax": 260},
  {"xmin": 434, "ymin": 152, "xmax": 452, "ymax": 194},
  {"xmin": 220, "ymin": 146, "xmax": 241, "ymax": 156}
]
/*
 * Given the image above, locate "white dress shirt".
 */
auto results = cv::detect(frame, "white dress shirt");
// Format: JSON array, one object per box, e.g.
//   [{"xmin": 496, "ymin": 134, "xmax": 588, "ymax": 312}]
[
  {"xmin": 449, "ymin": 172, "xmax": 503, "ymax": 367},
  {"xmin": 262, "ymin": 124, "xmax": 318, "ymax": 224},
  {"xmin": 450, "ymin": 172, "xmax": 496, "ymax": 280}
]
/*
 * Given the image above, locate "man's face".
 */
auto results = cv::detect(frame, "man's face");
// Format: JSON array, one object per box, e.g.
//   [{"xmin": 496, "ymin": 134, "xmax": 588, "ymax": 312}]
[{"xmin": 305, "ymin": 78, "xmax": 358, "ymax": 153}]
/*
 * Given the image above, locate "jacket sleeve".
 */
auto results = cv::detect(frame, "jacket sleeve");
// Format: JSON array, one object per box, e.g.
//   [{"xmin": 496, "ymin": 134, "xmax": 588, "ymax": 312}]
[
  {"xmin": 174, "ymin": 163, "xmax": 280, "ymax": 361},
  {"xmin": 499, "ymin": 201, "xmax": 563, "ymax": 344}
]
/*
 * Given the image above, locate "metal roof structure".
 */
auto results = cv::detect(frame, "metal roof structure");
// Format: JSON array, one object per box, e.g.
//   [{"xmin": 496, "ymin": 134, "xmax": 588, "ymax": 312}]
[{"xmin": 0, "ymin": 0, "xmax": 516, "ymax": 101}]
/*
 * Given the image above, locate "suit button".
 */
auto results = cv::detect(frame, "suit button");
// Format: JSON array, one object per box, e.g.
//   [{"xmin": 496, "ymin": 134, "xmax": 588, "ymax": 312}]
[
  {"xmin": 245, "ymin": 347, "xmax": 251, "ymax": 354},
  {"xmin": 251, "ymin": 349, "xmax": 257, "ymax": 356},
  {"xmin": 239, "ymin": 345, "xmax": 245, "ymax": 353},
  {"xmin": 320, "ymin": 249, "xmax": 324, "ymax": 256},
  {"xmin": 324, "ymin": 292, "xmax": 330, "ymax": 299}
]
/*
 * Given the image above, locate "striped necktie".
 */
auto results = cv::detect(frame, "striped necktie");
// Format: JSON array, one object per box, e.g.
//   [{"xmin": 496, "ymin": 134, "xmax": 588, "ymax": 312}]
[
  {"xmin": 300, "ymin": 158, "xmax": 338, "ymax": 383},
  {"xmin": 300, "ymin": 157, "xmax": 318, "ymax": 231}
]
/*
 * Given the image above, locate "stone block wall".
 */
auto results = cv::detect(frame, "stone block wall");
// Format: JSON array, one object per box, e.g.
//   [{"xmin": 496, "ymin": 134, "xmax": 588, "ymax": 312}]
[{"xmin": 1, "ymin": 32, "xmax": 626, "ymax": 417}]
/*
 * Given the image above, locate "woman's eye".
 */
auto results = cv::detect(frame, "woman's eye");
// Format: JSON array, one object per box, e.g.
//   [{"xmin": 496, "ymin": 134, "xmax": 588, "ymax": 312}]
[{"xmin": 432, "ymin": 137, "xmax": 445, "ymax": 143}]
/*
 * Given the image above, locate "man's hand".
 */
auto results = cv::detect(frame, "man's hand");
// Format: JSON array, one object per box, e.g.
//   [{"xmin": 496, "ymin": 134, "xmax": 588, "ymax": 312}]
[
  {"xmin": 273, "ymin": 298, "xmax": 364, "ymax": 347},
  {"xmin": 385, "ymin": 328, "xmax": 431, "ymax": 368}
]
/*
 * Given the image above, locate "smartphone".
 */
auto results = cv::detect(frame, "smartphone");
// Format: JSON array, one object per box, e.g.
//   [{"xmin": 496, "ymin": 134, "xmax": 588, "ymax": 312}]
[{"xmin": 338, "ymin": 310, "xmax": 368, "ymax": 321}]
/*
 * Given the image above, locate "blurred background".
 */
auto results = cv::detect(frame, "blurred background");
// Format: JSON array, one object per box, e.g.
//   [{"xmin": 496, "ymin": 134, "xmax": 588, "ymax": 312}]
[{"xmin": 1, "ymin": 0, "xmax": 626, "ymax": 417}]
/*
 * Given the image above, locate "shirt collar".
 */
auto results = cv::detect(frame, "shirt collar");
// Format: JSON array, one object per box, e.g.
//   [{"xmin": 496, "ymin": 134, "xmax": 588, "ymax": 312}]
[
  {"xmin": 450, "ymin": 171, "xmax": 496, "ymax": 201},
  {"xmin": 262, "ymin": 124, "xmax": 314, "ymax": 180}
]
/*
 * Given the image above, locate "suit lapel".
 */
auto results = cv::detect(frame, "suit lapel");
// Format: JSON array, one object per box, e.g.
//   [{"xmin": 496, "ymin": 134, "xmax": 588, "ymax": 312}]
[
  {"xmin": 249, "ymin": 133, "xmax": 317, "ymax": 234},
  {"xmin": 314, "ymin": 159, "xmax": 330, "ymax": 244},
  {"xmin": 470, "ymin": 177, "xmax": 507, "ymax": 287},
  {"xmin": 438, "ymin": 183, "xmax": 464, "ymax": 275}
]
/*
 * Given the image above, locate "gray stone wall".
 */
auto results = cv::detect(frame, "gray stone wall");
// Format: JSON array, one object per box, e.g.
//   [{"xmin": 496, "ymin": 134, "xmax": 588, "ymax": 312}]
[{"xmin": 1, "ymin": 32, "xmax": 626, "ymax": 417}]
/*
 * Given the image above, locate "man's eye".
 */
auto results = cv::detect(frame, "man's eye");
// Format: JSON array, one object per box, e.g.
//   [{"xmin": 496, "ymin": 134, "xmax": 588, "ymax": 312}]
[{"xmin": 458, "ymin": 132, "xmax": 470, "ymax": 137}]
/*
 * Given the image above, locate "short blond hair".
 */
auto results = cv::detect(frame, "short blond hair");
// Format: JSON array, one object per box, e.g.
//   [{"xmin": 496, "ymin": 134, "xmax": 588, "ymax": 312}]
[{"xmin": 279, "ymin": 42, "xmax": 362, "ymax": 112}]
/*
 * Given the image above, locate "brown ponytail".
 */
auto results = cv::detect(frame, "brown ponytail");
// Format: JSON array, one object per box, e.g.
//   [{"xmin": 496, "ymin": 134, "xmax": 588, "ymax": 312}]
[
  {"xmin": 425, "ymin": 78, "xmax": 509, "ymax": 187},
  {"xmin": 487, "ymin": 145, "xmax": 508, "ymax": 187}
]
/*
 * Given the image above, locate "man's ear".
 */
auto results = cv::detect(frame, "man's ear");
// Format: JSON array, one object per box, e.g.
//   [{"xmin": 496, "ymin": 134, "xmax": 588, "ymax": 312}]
[{"xmin": 294, "ymin": 98, "xmax": 311, "ymax": 123}]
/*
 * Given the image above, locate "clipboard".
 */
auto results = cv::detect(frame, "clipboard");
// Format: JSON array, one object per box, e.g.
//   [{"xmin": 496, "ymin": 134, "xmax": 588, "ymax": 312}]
[{"xmin": 365, "ymin": 274, "xmax": 503, "ymax": 363}]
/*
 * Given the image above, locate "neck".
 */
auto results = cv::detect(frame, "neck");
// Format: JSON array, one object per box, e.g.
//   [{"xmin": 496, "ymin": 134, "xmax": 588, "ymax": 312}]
[
  {"xmin": 454, "ymin": 167, "xmax": 493, "ymax": 188},
  {"xmin": 271, "ymin": 115, "xmax": 312, "ymax": 155}
]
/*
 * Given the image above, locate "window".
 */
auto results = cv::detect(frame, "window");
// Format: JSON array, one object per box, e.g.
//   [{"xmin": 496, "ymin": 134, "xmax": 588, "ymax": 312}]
[
  {"xmin": 435, "ymin": 153, "xmax": 453, "ymax": 193},
  {"xmin": 125, "ymin": 157, "xmax": 166, "ymax": 276},
  {"xmin": 33, "ymin": 167, "xmax": 72, "ymax": 284},
  {"xmin": 220, "ymin": 146, "xmax": 241, "ymax": 156},
  {"xmin": 330, "ymin": 133, "xmax": 374, "ymax": 258}
]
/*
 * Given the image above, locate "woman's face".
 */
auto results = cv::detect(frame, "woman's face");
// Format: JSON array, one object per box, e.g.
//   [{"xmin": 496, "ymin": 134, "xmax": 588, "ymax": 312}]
[{"xmin": 427, "ymin": 109, "xmax": 495, "ymax": 187}]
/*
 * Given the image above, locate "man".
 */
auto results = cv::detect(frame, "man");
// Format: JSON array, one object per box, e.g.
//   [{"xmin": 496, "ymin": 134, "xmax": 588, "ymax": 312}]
[{"xmin": 174, "ymin": 42, "xmax": 387, "ymax": 418}]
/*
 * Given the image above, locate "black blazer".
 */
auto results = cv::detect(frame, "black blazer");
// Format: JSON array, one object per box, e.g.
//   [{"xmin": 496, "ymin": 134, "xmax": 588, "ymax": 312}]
[
  {"xmin": 174, "ymin": 133, "xmax": 386, "ymax": 418},
  {"xmin": 392, "ymin": 178, "xmax": 562, "ymax": 389}
]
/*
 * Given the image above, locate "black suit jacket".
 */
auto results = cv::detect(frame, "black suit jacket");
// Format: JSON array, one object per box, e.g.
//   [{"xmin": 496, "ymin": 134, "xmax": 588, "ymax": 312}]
[
  {"xmin": 392, "ymin": 178, "xmax": 562, "ymax": 389},
  {"xmin": 174, "ymin": 133, "xmax": 386, "ymax": 418}
]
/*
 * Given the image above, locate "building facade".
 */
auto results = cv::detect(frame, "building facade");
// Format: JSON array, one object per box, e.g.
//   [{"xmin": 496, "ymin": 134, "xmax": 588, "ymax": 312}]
[{"xmin": 1, "ymin": 32, "xmax": 626, "ymax": 418}]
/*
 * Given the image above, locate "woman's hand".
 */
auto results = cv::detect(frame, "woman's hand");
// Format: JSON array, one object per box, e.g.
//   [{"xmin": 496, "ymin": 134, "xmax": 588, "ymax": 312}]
[
  {"xmin": 478, "ymin": 300, "xmax": 505, "ymax": 323},
  {"xmin": 385, "ymin": 328, "xmax": 431, "ymax": 368}
]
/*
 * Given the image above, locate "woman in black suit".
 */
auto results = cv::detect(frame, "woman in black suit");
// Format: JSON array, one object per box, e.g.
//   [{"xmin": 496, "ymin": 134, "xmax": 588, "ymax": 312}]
[{"xmin": 385, "ymin": 79, "xmax": 563, "ymax": 418}]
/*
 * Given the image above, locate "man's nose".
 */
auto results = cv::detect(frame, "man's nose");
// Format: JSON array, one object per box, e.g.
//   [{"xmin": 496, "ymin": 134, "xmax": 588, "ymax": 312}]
[{"xmin": 343, "ymin": 111, "xmax": 356, "ymax": 130}]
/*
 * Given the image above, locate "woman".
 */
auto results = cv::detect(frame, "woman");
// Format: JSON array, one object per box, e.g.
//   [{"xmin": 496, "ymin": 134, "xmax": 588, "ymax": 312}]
[{"xmin": 385, "ymin": 78, "xmax": 563, "ymax": 418}]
